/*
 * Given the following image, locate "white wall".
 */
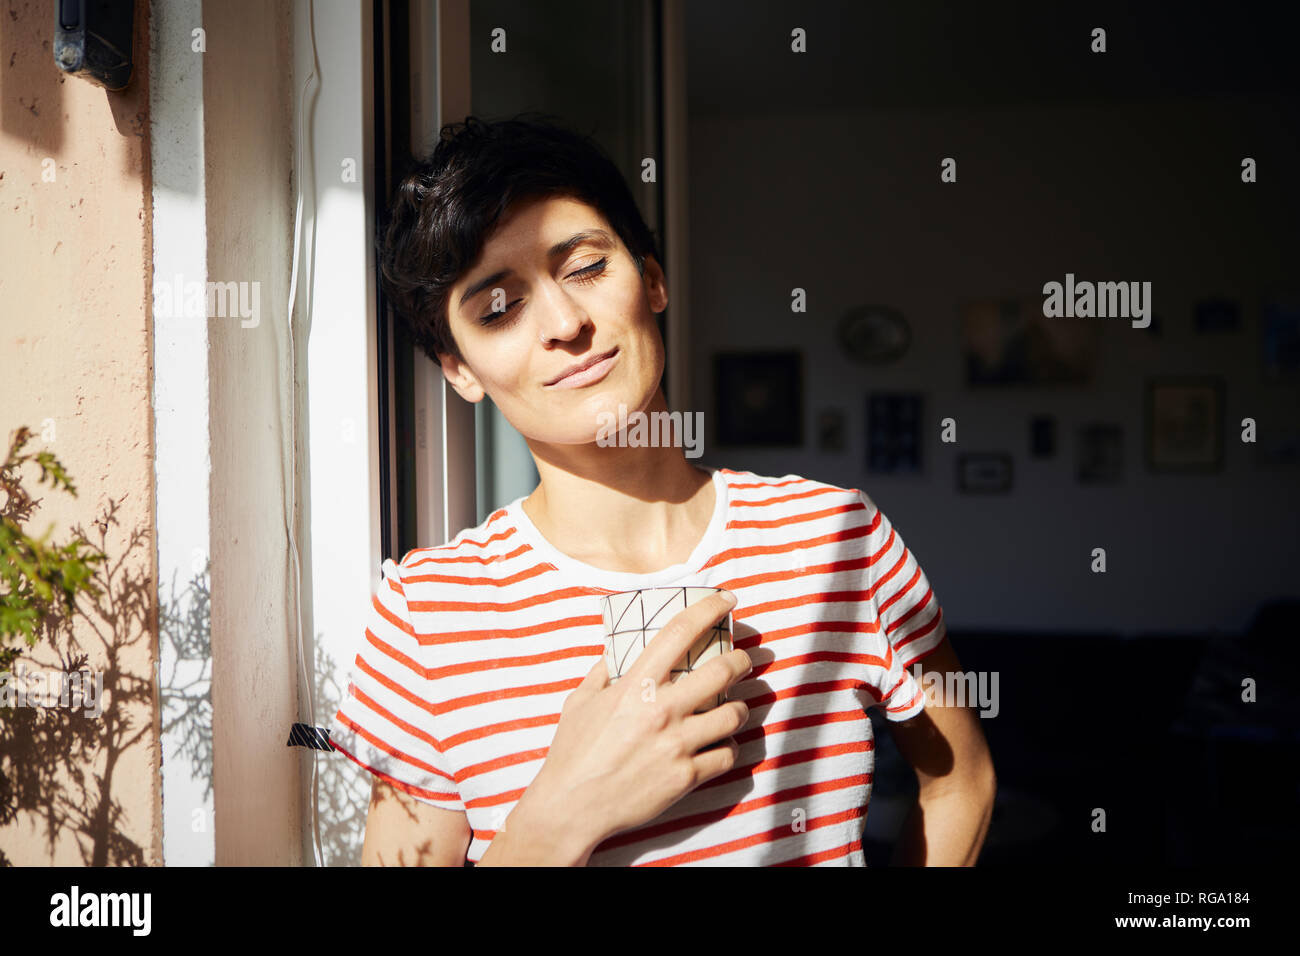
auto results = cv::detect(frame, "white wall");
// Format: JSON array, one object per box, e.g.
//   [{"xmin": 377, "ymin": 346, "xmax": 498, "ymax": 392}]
[
  {"xmin": 150, "ymin": 0, "xmax": 213, "ymax": 867},
  {"xmin": 202, "ymin": 0, "xmax": 301, "ymax": 865},
  {"xmin": 294, "ymin": 0, "xmax": 382, "ymax": 867}
]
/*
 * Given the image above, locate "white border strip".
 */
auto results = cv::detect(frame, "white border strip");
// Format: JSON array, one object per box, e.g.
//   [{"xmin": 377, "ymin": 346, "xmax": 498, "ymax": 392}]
[{"xmin": 149, "ymin": 0, "xmax": 214, "ymax": 867}]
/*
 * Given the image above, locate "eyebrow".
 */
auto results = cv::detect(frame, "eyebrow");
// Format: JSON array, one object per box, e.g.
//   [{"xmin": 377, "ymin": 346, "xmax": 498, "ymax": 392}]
[{"xmin": 457, "ymin": 230, "xmax": 617, "ymax": 311}]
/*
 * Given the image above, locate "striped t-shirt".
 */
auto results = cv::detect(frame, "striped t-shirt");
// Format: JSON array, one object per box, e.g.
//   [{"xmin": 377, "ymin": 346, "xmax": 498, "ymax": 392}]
[{"xmin": 331, "ymin": 466, "xmax": 948, "ymax": 866}]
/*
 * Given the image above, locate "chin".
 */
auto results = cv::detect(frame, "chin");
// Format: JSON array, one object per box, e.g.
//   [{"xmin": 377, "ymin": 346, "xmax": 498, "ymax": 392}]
[{"xmin": 552, "ymin": 397, "xmax": 631, "ymax": 446}]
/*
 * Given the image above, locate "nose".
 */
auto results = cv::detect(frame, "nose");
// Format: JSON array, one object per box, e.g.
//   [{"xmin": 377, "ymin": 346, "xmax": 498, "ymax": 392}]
[{"xmin": 534, "ymin": 277, "xmax": 592, "ymax": 346}]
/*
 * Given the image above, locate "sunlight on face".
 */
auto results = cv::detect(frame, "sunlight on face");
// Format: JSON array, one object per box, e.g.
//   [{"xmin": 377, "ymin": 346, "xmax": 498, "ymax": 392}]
[{"xmin": 441, "ymin": 194, "xmax": 668, "ymax": 446}]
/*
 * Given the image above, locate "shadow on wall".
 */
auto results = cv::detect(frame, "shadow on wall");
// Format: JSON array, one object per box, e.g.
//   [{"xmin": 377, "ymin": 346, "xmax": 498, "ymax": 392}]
[
  {"xmin": 0, "ymin": 510, "xmax": 372, "ymax": 866},
  {"xmin": 0, "ymin": 497, "xmax": 152, "ymax": 866},
  {"xmin": 0, "ymin": 510, "xmax": 374, "ymax": 866},
  {"xmin": 313, "ymin": 642, "xmax": 370, "ymax": 866},
  {"xmin": 159, "ymin": 549, "xmax": 371, "ymax": 866},
  {"xmin": 158, "ymin": 559, "xmax": 212, "ymax": 828}
]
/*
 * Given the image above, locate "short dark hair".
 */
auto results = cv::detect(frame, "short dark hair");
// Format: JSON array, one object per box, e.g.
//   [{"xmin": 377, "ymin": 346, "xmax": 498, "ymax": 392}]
[{"xmin": 376, "ymin": 113, "xmax": 662, "ymax": 364}]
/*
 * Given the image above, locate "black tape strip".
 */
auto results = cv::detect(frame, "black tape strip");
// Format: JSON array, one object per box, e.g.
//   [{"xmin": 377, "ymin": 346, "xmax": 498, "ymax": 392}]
[{"xmin": 286, "ymin": 722, "xmax": 336, "ymax": 751}]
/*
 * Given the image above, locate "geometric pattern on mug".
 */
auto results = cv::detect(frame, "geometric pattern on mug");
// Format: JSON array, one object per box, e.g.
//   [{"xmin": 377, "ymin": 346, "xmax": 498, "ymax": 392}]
[{"xmin": 600, "ymin": 586, "xmax": 732, "ymax": 712}]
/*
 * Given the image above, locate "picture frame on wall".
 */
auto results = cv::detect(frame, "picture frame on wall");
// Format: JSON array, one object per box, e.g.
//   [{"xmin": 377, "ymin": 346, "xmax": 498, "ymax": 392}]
[
  {"xmin": 1077, "ymin": 423, "xmax": 1123, "ymax": 483},
  {"xmin": 817, "ymin": 408, "xmax": 846, "ymax": 452},
  {"xmin": 1261, "ymin": 301, "xmax": 1300, "ymax": 381},
  {"xmin": 1030, "ymin": 416, "xmax": 1056, "ymax": 458},
  {"xmin": 1145, "ymin": 377, "xmax": 1225, "ymax": 473},
  {"xmin": 960, "ymin": 297, "xmax": 1098, "ymax": 386},
  {"xmin": 866, "ymin": 392, "xmax": 922, "ymax": 474},
  {"xmin": 957, "ymin": 452, "xmax": 1013, "ymax": 493},
  {"xmin": 714, "ymin": 351, "xmax": 803, "ymax": 446},
  {"xmin": 837, "ymin": 304, "xmax": 911, "ymax": 364}
]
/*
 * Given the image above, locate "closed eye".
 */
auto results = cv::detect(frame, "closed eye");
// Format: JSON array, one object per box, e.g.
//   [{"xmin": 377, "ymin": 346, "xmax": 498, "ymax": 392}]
[{"xmin": 476, "ymin": 257, "xmax": 609, "ymax": 326}]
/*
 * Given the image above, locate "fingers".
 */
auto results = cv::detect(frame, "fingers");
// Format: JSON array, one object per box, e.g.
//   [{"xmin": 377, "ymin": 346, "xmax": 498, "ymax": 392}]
[
  {"xmin": 689, "ymin": 734, "xmax": 741, "ymax": 788},
  {"xmin": 663, "ymin": 645, "xmax": 752, "ymax": 718},
  {"xmin": 625, "ymin": 590, "xmax": 737, "ymax": 686},
  {"xmin": 678, "ymin": 698, "xmax": 750, "ymax": 756}
]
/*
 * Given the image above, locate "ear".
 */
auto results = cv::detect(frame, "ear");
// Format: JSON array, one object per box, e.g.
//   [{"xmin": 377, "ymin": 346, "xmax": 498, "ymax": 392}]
[
  {"xmin": 438, "ymin": 350, "xmax": 486, "ymax": 403},
  {"xmin": 642, "ymin": 254, "xmax": 668, "ymax": 313}
]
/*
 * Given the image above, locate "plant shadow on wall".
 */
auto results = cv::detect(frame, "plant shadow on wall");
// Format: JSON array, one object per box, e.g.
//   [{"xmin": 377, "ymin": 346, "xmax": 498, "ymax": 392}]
[
  {"xmin": 166, "ymin": 590, "xmax": 372, "ymax": 865},
  {"xmin": 0, "ymin": 426, "xmax": 372, "ymax": 865},
  {"xmin": 313, "ymin": 642, "xmax": 369, "ymax": 866},
  {"xmin": 158, "ymin": 526, "xmax": 368, "ymax": 863},
  {"xmin": 0, "ymin": 427, "xmax": 153, "ymax": 866},
  {"xmin": 158, "ymin": 560, "xmax": 212, "ymax": 812}
]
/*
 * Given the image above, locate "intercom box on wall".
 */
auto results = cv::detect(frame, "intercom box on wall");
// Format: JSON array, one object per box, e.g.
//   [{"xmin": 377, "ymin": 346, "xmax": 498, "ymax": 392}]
[{"xmin": 53, "ymin": 0, "xmax": 135, "ymax": 92}]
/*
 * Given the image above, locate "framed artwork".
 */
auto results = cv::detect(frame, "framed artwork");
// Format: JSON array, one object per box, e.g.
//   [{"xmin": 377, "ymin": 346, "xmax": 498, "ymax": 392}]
[
  {"xmin": 866, "ymin": 392, "xmax": 922, "ymax": 474},
  {"xmin": 961, "ymin": 297, "xmax": 1098, "ymax": 386},
  {"xmin": 1261, "ymin": 301, "xmax": 1300, "ymax": 381},
  {"xmin": 1077, "ymin": 423, "xmax": 1123, "ymax": 483},
  {"xmin": 837, "ymin": 304, "xmax": 911, "ymax": 364},
  {"xmin": 957, "ymin": 453, "xmax": 1013, "ymax": 493},
  {"xmin": 817, "ymin": 408, "xmax": 846, "ymax": 452},
  {"xmin": 1145, "ymin": 377, "xmax": 1224, "ymax": 472},
  {"xmin": 1030, "ymin": 416, "xmax": 1056, "ymax": 458},
  {"xmin": 714, "ymin": 351, "xmax": 803, "ymax": 446}
]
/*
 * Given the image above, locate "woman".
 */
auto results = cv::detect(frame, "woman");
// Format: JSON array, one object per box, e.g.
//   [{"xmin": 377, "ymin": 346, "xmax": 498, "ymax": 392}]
[{"xmin": 331, "ymin": 115, "xmax": 995, "ymax": 866}]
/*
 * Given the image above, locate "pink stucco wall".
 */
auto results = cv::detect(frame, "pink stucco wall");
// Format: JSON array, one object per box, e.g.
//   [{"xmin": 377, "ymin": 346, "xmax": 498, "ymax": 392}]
[{"xmin": 0, "ymin": 0, "xmax": 161, "ymax": 864}]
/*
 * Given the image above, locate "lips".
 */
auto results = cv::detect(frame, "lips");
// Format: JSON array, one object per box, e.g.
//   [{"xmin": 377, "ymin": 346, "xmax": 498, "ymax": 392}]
[{"xmin": 547, "ymin": 347, "xmax": 618, "ymax": 386}]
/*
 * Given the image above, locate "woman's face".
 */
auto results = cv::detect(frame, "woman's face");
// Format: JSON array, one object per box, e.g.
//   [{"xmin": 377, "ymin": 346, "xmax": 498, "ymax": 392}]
[{"xmin": 439, "ymin": 194, "xmax": 668, "ymax": 445}]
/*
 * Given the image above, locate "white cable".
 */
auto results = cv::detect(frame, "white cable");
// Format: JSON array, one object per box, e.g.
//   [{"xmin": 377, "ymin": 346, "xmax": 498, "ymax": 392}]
[{"xmin": 286, "ymin": 0, "xmax": 323, "ymax": 868}]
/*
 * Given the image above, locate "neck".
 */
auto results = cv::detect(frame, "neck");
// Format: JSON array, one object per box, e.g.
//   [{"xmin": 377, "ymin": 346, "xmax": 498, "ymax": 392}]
[{"xmin": 521, "ymin": 389, "xmax": 714, "ymax": 567}]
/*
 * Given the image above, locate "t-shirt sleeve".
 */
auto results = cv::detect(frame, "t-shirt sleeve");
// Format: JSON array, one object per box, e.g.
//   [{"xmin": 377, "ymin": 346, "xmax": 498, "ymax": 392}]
[
  {"xmin": 330, "ymin": 557, "xmax": 466, "ymax": 813},
  {"xmin": 856, "ymin": 490, "xmax": 949, "ymax": 723}
]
